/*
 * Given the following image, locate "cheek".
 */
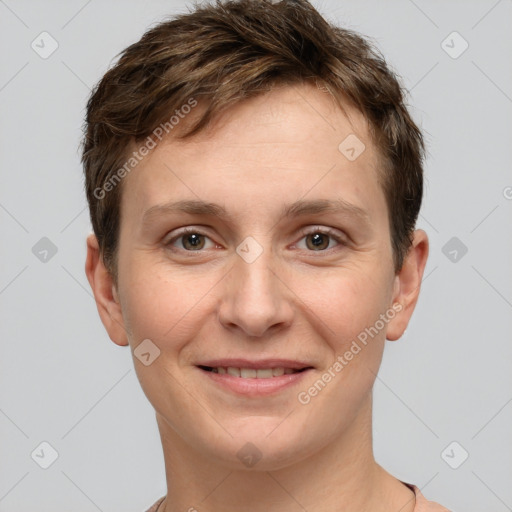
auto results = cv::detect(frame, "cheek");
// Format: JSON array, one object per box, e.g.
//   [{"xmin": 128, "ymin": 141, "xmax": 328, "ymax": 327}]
[
  {"xmin": 313, "ymin": 265, "xmax": 392, "ymax": 342},
  {"xmin": 307, "ymin": 265, "xmax": 391, "ymax": 400},
  {"xmin": 120, "ymin": 252, "xmax": 392, "ymax": 346},
  {"xmin": 294, "ymin": 270, "xmax": 389, "ymax": 421},
  {"xmin": 118, "ymin": 257, "xmax": 219, "ymax": 347}
]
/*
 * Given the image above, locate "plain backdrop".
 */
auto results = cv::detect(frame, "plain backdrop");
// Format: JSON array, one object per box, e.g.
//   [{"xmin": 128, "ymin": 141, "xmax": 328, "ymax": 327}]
[{"xmin": 1, "ymin": 1, "xmax": 511, "ymax": 511}]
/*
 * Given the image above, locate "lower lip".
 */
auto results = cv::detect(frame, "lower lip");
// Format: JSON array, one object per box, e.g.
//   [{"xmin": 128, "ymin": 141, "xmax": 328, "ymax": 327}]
[{"xmin": 197, "ymin": 367, "xmax": 312, "ymax": 396}]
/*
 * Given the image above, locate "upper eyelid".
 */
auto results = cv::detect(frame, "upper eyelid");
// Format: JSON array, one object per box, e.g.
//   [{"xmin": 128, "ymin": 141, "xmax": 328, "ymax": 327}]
[{"xmin": 297, "ymin": 225, "xmax": 346, "ymax": 239}]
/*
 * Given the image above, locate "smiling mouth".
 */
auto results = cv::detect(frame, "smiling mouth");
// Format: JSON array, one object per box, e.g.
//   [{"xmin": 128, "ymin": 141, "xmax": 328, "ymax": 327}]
[{"xmin": 197, "ymin": 365, "xmax": 312, "ymax": 378}]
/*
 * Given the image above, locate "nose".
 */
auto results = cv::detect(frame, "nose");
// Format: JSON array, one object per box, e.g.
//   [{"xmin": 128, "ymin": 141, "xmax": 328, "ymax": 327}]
[{"xmin": 217, "ymin": 245, "xmax": 294, "ymax": 338}]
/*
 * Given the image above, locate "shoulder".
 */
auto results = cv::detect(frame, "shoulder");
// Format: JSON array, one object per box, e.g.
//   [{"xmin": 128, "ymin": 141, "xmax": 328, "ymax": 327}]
[
  {"xmin": 406, "ymin": 483, "xmax": 451, "ymax": 511},
  {"xmin": 144, "ymin": 496, "xmax": 165, "ymax": 512}
]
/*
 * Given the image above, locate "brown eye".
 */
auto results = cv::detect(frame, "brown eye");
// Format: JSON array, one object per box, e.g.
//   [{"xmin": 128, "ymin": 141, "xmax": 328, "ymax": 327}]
[
  {"xmin": 296, "ymin": 227, "xmax": 346, "ymax": 252},
  {"xmin": 305, "ymin": 232, "xmax": 330, "ymax": 250},
  {"xmin": 165, "ymin": 229, "xmax": 215, "ymax": 252},
  {"xmin": 181, "ymin": 233, "xmax": 205, "ymax": 250}
]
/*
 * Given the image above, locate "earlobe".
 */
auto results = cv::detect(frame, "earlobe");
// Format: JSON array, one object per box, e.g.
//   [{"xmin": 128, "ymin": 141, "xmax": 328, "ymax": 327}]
[
  {"xmin": 85, "ymin": 233, "xmax": 129, "ymax": 346},
  {"xmin": 386, "ymin": 229, "xmax": 429, "ymax": 341}
]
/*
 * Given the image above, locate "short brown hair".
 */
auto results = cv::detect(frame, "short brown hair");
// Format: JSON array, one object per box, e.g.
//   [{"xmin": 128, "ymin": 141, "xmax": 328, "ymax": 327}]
[{"xmin": 81, "ymin": 0, "xmax": 425, "ymax": 282}]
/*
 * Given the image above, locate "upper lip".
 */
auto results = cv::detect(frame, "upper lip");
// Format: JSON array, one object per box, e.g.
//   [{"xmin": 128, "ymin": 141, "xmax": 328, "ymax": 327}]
[{"xmin": 197, "ymin": 359, "xmax": 314, "ymax": 370}]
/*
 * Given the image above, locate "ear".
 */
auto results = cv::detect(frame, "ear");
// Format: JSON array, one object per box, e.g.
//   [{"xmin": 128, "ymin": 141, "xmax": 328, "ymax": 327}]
[
  {"xmin": 85, "ymin": 233, "xmax": 129, "ymax": 346},
  {"xmin": 386, "ymin": 229, "xmax": 429, "ymax": 341}
]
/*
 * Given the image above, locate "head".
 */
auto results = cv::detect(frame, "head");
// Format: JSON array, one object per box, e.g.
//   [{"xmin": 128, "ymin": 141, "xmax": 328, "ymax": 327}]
[{"xmin": 83, "ymin": 0, "xmax": 428, "ymax": 470}]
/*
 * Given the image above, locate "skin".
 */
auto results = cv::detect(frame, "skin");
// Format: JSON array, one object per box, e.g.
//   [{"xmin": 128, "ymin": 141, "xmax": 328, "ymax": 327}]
[{"xmin": 86, "ymin": 82, "xmax": 428, "ymax": 512}]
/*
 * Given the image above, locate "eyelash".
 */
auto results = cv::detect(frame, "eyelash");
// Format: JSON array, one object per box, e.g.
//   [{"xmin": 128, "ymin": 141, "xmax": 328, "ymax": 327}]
[{"xmin": 164, "ymin": 226, "xmax": 347, "ymax": 254}]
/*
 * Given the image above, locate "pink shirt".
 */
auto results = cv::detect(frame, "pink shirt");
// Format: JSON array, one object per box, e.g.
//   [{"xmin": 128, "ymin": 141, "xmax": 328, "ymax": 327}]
[{"xmin": 144, "ymin": 482, "xmax": 451, "ymax": 511}]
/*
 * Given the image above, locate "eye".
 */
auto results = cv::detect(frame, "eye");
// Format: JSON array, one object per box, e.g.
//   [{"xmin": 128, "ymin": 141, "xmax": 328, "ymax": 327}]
[
  {"xmin": 164, "ymin": 226, "xmax": 346, "ymax": 254},
  {"xmin": 295, "ymin": 227, "xmax": 346, "ymax": 252},
  {"xmin": 164, "ymin": 228, "xmax": 216, "ymax": 251}
]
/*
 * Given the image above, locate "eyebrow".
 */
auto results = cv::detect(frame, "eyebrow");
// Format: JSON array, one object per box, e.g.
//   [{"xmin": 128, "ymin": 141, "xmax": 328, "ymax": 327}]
[{"xmin": 141, "ymin": 198, "xmax": 371, "ymax": 227}]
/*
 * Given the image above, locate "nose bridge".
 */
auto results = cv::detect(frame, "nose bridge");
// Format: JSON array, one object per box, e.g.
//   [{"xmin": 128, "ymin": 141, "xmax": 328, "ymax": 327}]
[
  {"xmin": 218, "ymin": 235, "xmax": 293, "ymax": 337},
  {"xmin": 235, "ymin": 246, "xmax": 276, "ymax": 300}
]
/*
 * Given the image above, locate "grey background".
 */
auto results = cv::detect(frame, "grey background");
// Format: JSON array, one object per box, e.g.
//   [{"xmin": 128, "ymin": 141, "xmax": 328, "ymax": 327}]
[{"xmin": 1, "ymin": 0, "xmax": 511, "ymax": 511}]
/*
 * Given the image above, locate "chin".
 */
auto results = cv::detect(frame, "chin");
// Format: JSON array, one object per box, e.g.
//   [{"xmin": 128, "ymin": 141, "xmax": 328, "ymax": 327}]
[{"xmin": 203, "ymin": 424, "xmax": 320, "ymax": 472}]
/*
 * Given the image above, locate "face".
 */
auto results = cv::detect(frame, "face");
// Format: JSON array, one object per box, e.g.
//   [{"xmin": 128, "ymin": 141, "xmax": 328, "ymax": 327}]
[{"xmin": 92, "ymin": 82, "xmax": 424, "ymax": 471}]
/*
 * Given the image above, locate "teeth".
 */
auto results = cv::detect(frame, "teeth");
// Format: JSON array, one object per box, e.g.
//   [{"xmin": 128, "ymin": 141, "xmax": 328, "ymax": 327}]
[
  {"xmin": 227, "ymin": 367, "xmax": 240, "ymax": 377},
  {"xmin": 256, "ymin": 368, "xmax": 273, "ymax": 378},
  {"xmin": 210, "ymin": 367, "xmax": 302, "ymax": 378}
]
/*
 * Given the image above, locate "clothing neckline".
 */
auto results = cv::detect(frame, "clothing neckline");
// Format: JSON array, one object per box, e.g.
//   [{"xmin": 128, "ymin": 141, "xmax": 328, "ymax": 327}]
[
  {"xmin": 152, "ymin": 480, "xmax": 421, "ymax": 512},
  {"xmin": 153, "ymin": 496, "xmax": 165, "ymax": 512},
  {"xmin": 400, "ymin": 480, "xmax": 418, "ymax": 510}
]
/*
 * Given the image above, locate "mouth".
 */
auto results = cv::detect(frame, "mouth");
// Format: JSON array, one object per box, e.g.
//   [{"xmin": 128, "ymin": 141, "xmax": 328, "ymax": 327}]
[
  {"xmin": 195, "ymin": 359, "xmax": 315, "ymax": 396},
  {"xmin": 197, "ymin": 365, "xmax": 312, "ymax": 378},
  {"xmin": 195, "ymin": 359, "xmax": 314, "ymax": 396}
]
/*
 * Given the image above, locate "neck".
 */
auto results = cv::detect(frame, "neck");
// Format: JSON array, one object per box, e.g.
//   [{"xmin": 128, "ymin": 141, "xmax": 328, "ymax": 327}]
[{"xmin": 155, "ymin": 393, "xmax": 415, "ymax": 512}]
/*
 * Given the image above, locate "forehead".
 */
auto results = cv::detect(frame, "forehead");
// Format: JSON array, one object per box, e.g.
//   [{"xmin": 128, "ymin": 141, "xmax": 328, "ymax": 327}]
[{"xmin": 120, "ymin": 83, "xmax": 387, "ymax": 225}]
